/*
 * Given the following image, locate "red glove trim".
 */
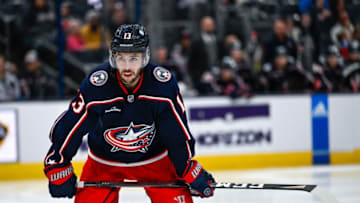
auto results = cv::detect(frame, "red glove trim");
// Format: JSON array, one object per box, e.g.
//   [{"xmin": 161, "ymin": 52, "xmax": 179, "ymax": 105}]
[
  {"xmin": 181, "ymin": 160, "xmax": 203, "ymax": 184},
  {"xmin": 45, "ymin": 164, "xmax": 74, "ymax": 185}
]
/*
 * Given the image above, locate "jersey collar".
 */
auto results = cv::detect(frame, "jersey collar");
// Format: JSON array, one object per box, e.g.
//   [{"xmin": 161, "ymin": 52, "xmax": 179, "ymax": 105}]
[{"xmin": 116, "ymin": 71, "xmax": 144, "ymax": 95}]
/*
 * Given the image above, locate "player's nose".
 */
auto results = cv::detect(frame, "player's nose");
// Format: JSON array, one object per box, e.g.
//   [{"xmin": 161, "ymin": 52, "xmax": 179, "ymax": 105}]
[{"xmin": 123, "ymin": 61, "xmax": 131, "ymax": 70}]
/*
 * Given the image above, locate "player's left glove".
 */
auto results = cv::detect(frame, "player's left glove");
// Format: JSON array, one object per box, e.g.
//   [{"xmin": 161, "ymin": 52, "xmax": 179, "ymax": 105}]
[
  {"xmin": 44, "ymin": 162, "xmax": 77, "ymax": 198},
  {"xmin": 182, "ymin": 160, "xmax": 215, "ymax": 198}
]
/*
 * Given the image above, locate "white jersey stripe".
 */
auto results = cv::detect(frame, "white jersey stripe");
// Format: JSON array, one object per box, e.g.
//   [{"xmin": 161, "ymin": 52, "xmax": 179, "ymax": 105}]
[
  {"xmin": 49, "ymin": 111, "xmax": 67, "ymax": 141},
  {"xmin": 185, "ymin": 140, "xmax": 193, "ymax": 159},
  {"xmin": 89, "ymin": 149, "xmax": 168, "ymax": 167},
  {"xmin": 44, "ymin": 150, "xmax": 55, "ymax": 166},
  {"xmin": 176, "ymin": 94, "xmax": 185, "ymax": 114}
]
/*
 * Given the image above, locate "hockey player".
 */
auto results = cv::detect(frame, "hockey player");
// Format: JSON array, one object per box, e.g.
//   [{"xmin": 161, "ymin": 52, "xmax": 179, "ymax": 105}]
[{"xmin": 43, "ymin": 24, "xmax": 215, "ymax": 202}]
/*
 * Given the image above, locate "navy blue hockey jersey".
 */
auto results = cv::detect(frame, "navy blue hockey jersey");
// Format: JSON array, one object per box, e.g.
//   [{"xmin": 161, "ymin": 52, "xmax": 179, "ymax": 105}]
[{"xmin": 44, "ymin": 62, "xmax": 195, "ymax": 177}]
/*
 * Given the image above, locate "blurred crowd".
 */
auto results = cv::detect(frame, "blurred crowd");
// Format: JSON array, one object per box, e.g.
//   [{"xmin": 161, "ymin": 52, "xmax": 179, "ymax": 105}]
[
  {"xmin": 1, "ymin": 0, "xmax": 360, "ymax": 101},
  {"xmin": 168, "ymin": 0, "xmax": 360, "ymax": 97}
]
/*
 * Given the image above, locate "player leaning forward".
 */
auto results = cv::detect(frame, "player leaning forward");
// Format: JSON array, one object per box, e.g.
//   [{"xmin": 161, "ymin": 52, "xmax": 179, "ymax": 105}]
[{"xmin": 43, "ymin": 24, "xmax": 215, "ymax": 202}]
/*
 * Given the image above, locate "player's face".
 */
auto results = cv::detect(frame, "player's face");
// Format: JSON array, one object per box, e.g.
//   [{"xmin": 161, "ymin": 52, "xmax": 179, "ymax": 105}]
[{"xmin": 115, "ymin": 52, "xmax": 143, "ymax": 88}]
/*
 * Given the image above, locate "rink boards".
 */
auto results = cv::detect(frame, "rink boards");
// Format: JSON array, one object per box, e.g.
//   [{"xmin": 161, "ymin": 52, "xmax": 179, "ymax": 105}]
[{"xmin": 0, "ymin": 94, "xmax": 359, "ymax": 180}]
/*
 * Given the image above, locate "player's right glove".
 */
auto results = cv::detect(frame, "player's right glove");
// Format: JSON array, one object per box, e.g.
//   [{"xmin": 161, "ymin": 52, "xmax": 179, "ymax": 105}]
[
  {"xmin": 182, "ymin": 160, "xmax": 215, "ymax": 198},
  {"xmin": 44, "ymin": 162, "xmax": 77, "ymax": 198}
]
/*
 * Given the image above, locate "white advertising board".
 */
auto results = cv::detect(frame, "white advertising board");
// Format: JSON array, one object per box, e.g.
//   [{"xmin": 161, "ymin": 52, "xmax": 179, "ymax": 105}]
[
  {"xmin": 328, "ymin": 95, "xmax": 360, "ymax": 152},
  {"xmin": 186, "ymin": 96, "xmax": 312, "ymax": 156},
  {"xmin": 0, "ymin": 101, "xmax": 68, "ymax": 163},
  {"xmin": 0, "ymin": 109, "xmax": 18, "ymax": 163},
  {"xmin": 0, "ymin": 94, "xmax": 359, "ymax": 163}
]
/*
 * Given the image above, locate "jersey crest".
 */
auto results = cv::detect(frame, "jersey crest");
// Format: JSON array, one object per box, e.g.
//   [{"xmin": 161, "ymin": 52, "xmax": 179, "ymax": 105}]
[
  {"xmin": 153, "ymin": 66, "xmax": 171, "ymax": 82},
  {"xmin": 104, "ymin": 122, "xmax": 156, "ymax": 153},
  {"xmin": 90, "ymin": 70, "xmax": 108, "ymax": 86}
]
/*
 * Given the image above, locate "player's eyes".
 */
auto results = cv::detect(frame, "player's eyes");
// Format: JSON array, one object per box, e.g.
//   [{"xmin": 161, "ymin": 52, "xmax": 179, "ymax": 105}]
[{"xmin": 116, "ymin": 56, "xmax": 124, "ymax": 61}]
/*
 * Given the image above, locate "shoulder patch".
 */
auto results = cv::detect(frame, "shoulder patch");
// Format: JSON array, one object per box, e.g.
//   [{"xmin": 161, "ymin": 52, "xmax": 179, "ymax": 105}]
[
  {"xmin": 90, "ymin": 70, "xmax": 108, "ymax": 86},
  {"xmin": 153, "ymin": 66, "xmax": 171, "ymax": 82}
]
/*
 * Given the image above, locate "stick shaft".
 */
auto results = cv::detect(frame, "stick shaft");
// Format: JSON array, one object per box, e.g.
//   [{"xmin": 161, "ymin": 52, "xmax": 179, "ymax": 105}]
[{"xmin": 77, "ymin": 181, "xmax": 317, "ymax": 192}]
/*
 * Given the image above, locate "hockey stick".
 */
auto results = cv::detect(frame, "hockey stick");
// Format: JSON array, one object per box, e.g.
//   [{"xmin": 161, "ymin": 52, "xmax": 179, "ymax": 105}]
[{"xmin": 77, "ymin": 181, "xmax": 339, "ymax": 203}]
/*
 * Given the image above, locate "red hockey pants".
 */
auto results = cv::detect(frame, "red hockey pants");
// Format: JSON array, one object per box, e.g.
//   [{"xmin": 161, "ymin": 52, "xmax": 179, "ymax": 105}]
[{"xmin": 75, "ymin": 152, "xmax": 193, "ymax": 203}]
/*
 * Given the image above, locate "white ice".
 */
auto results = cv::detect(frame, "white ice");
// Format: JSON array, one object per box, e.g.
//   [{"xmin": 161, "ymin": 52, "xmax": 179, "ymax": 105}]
[{"xmin": 0, "ymin": 164, "xmax": 359, "ymax": 203}]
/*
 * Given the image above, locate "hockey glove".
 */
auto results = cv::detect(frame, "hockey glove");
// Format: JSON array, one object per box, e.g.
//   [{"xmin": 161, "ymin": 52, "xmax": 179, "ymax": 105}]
[
  {"xmin": 44, "ymin": 163, "xmax": 77, "ymax": 198},
  {"xmin": 182, "ymin": 160, "xmax": 215, "ymax": 198}
]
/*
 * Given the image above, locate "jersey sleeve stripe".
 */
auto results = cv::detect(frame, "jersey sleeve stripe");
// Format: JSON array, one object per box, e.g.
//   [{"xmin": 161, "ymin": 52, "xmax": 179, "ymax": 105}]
[
  {"xmin": 58, "ymin": 97, "xmax": 125, "ymax": 163},
  {"xmin": 138, "ymin": 95, "xmax": 191, "ymax": 140},
  {"xmin": 44, "ymin": 149, "xmax": 55, "ymax": 166},
  {"xmin": 176, "ymin": 94, "xmax": 186, "ymax": 114},
  {"xmin": 185, "ymin": 140, "xmax": 193, "ymax": 159},
  {"xmin": 59, "ymin": 112, "xmax": 87, "ymax": 163},
  {"xmin": 49, "ymin": 111, "xmax": 67, "ymax": 141}
]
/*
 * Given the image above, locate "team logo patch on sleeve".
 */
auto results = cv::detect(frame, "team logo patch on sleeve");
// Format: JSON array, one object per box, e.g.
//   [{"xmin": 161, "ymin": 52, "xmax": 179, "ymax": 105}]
[
  {"xmin": 153, "ymin": 66, "xmax": 171, "ymax": 82},
  {"xmin": 90, "ymin": 70, "xmax": 108, "ymax": 86}
]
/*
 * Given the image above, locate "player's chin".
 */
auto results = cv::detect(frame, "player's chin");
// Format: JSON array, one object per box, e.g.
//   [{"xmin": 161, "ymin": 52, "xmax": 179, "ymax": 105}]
[
  {"xmin": 120, "ymin": 74, "xmax": 134, "ymax": 81},
  {"xmin": 121, "ymin": 76, "xmax": 139, "ymax": 85}
]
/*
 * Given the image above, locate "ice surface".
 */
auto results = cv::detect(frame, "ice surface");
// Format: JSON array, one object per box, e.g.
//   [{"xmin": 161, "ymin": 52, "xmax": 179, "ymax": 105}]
[{"xmin": 0, "ymin": 165, "xmax": 359, "ymax": 203}]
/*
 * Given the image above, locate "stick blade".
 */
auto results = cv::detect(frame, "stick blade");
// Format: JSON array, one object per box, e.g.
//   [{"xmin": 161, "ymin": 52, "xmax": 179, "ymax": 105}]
[{"xmin": 311, "ymin": 187, "xmax": 339, "ymax": 203}]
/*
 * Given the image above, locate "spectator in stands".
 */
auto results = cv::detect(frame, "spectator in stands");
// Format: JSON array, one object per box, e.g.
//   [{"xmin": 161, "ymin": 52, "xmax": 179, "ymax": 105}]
[
  {"xmin": 262, "ymin": 19, "xmax": 298, "ymax": 65},
  {"xmin": 79, "ymin": 10, "xmax": 111, "ymax": 63},
  {"xmin": 170, "ymin": 29, "xmax": 195, "ymax": 96},
  {"xmin": 188, "ymin": 16, "xmax": 220, "ymax": 95},
  {"xmin": 312, "ymin": 44, "xmax": 345, "ymax": 92},
  {"xmin": 171, "ymin": 29, "xmax": 192, "ymax": 77},
  {"xmin": 298, "ymin": 13, "xmax": 316, "ymax": 71},
  {"xmin": 345, "ymin": 41, "xmax": 360, "ymax": 65},
  {"xmin": 23, "ymin": 0, "xmax": 56, "ymax": 41},
  {"xmin": 108, "ymin": 7, "xmax": 131, "ymax": 35},
  {"xmin": 19, "ymin": 50, "xmax": 57, "ymax": 100},
  {"xmin": 330, "ymin": 10, "xmax": 354, "ymax": 46},
  {"xmin": 81, "ymin": 10, "xmax": 110, "ymax": 51},
  {"xmin": 299, "ymin": 0, "xmax": 330, "ymax": 14},
  {"xmin": 260, "ymin": 46, "xmax": 311, "ymax": 93},
  {"xmin": 154, "ymin": 45, "xmax": 190, "ymax": 89},
  {"xmin": 309, "ymin": 0, "xmax": 334, "ymax": 59},
  {"xmin": 5, "ymin": 60, "xmax": 19, "ymax": 76},
  {"xmin": 343, "ymin": 41, "xmax": 360, "ymax": 92},
  {"xmin": 105, "ymin": 0, "xmax": 131, "ymax": 34},
  {"xmin": 61, "ymin": 2, "xmax": 73, "ymax": 31},
  {"xmin": 219, "ymin": 34, "xmax": 240, "ymax": 60},
  {"xmin": 66, "ymin": 19, "xmax": 85, "ymax": 52},
  {"xmin": 247, "ymin": 31, "xmax": 263, "ymax": 73},
  {"xmin": 338, "ymin": 30, "xmax": 352, "ymax": 60},
  {"xmin": 285, "ymin": 16, "xmax": 301, "ymax": 44},
  {"xmin": 219, "ymin": 43, "xmax": 254, "ymax": 97},
  {"xmin": 216, "ymin": 62, "xmax": 243, "ymax": 98},
  {"xmin": 154, "ymin": 45, "xmax": 179, "ymax": 76},
  {"xmin": 352, "ymin": 24, "xmax": 360, "ymax": 42},
  {"xmin": 222, "ymin": 42, "xmax": 257, "ymax": 92},
  {"xmin": 0, "ymin": 54, "xmax": 20, "ymax": 101}
]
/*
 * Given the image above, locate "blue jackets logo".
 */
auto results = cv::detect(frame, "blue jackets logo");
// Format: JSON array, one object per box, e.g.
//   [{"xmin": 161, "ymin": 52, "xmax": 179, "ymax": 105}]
[
  {"xmin": 90, "ymin": 70, "xmax": 108, "ymax": 86},
  {"xmin": 153, "ymin": 66, "xmax": 171, "ymax": 82},
  {"xmin": 104, "ymin": 122, "xmax": 156, "ymax": 153}
]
